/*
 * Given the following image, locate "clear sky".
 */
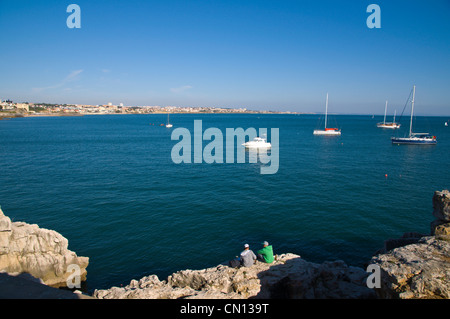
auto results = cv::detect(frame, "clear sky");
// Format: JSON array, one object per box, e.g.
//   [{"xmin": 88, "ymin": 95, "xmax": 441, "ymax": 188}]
[{"xmin": 1, "ymin": 0, "xmax": 449, "ymax": 115}]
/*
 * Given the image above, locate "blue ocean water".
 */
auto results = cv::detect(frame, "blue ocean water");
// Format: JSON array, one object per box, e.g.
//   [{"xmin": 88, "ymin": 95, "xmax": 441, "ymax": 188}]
[{"xmin": 0, "ymin": 113, "xmax": 449, "ymax": 292}]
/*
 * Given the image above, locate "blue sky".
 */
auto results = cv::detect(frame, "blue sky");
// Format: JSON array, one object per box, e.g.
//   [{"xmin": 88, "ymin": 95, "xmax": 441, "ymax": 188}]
[{"xmin": 1, "ymin": 0, "xmax": 449, "ymax": 115}]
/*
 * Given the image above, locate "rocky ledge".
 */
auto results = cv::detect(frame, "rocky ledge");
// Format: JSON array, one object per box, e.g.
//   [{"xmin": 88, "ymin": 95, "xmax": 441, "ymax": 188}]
[
  {"xmin": 1, "ymin": 190, "xmax": 449, "ymax": 299},
  {"xmin": 0, "ymin": 206, "xmax": 89, "ymax": 288},
  {"xmin": 370, "ymin": 236, "xmax": 450, "ymax": 299},
  {"xmin": 368, "ymin": 190, "xmax": 450, "ymax": 299},
  {"xmin": 93, "ymin": 254, "xmax": 375, "ymax": 299}
]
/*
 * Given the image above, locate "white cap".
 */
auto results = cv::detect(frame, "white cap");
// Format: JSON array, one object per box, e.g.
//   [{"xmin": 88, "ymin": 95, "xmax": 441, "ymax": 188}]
[{"xmin": 244, "ymin": 244, "xmax": 249, "ymax": 248}]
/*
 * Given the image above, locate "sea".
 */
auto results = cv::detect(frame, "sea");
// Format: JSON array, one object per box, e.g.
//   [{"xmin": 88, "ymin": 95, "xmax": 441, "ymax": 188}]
[{"xmin": 0, "ymin": 113, "xmax": 449, "ymax": 293}]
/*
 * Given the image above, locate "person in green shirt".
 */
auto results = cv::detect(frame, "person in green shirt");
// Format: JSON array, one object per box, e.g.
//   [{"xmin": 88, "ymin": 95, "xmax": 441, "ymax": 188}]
[{"xmin": 257, "ymin": 241, "xmax": 274, "ymax": 263}]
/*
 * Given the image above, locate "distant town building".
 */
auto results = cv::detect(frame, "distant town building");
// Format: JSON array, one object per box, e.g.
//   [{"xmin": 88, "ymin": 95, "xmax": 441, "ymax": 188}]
[{"xmin": 15, "ymin": 103, "xmax": 29, "ymax": 112}]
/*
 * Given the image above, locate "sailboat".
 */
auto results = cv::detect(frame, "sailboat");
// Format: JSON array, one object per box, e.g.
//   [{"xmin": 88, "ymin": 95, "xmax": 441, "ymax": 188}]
[
  {"xmin": 165, "ymin": 113, "xmax": 173, "ymax": 128},
  {"xmin": 313, "ymin": 93, "xmax": 341, "ymax": 135},
  {"xmin": 377, "ymin": 101, "xmax": 400, "ymax": 129},
  {"xmin": 391, "ymin": 86, "xmax": 436, "ymax": 145}
]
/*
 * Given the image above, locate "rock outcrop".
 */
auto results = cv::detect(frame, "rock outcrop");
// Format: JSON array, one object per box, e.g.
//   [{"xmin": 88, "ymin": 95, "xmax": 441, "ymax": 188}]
[
  {"xmin": 431, "ymin": 190, "xmax": 450, "ymax": 240},
  {"xmin": 0, "ymin": 207, "xmax": 89, "ymax": 288},
  {"xmin": 368, "ymin": 190, "xmax": 450, "ymax": 299},
  {"xmin": 93, "ymin": 253, "xmax": 376, "ymax": 299},
  {"xmin": 369, "ymin": 236, "xmax": 450, "ymax": 299}
]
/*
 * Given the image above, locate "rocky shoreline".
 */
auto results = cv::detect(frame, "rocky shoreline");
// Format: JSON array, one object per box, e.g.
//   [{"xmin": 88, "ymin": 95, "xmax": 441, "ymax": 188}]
[
  {"xmin": 0, "ymin": 208, "xmax": 88, "ymax": 288},
  {"xmin": 93, "ymin": 254, "xmax": 376, "ymax": 299},
  {"xmin": 0, "ymin": 190, "xmax": 449, "ymax": 299}
]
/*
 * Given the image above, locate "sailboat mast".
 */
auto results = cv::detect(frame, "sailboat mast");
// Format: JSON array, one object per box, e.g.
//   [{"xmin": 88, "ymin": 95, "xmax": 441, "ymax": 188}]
[
  {"xmin": 324, "ymin": 93, "xmax": 328, "ymax": 129},
  {"xmin": 410, "ymin": 85, "xmax": 415, "ymax": 137},
  {"xmin": 384, "ymin": 101, "xmax": 387, "ymax": 124}
]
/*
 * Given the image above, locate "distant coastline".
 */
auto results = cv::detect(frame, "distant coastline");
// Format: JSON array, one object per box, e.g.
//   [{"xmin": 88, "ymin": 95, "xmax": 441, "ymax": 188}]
[
  {"xmin": 0, "ymin": 110, "xmax": 300, "ymax": 121},
  {"xmin": 0, "ymin": 100, "xmax": 298, "ymax": 120},
  {"xmin": 2, "ymin": 101, "xmax": 448, "ymax": 119}
]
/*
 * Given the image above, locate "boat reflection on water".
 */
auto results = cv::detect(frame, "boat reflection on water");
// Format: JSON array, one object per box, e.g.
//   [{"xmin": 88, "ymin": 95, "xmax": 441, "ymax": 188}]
[{"xmin": 244, "ymin": 146, "xmax": 272, "ymax": 167}]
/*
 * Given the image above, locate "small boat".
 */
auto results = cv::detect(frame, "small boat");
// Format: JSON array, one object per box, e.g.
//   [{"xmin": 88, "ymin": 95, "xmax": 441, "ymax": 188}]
[
  {"xmin": 166, "ymin": 113, "xmax": 173, "ymax": 128},
  {"xmin": 445, "ymin": 121, "xmax": 448, "ymax": 127},
  {"xmin": 313, "ymin": 93, "xmax": 341, "ymax": 135},
  {"xmin": 391, "ymin": 86, "xmax": 436, "ymax": 145},
  {"xmin": 392, "ymin": 133, "xmax": 437, "ymax": 145},
  {"xmin": 242, "ymin": 137, "xmax": 271, "ymax": 148},
  {"xmin": 313, "ymin": 127, "xmax": 341, "ymax": 135},
  {"xmin": 377, "ymin": 101, "xmax": 400, "ymax": 129}
]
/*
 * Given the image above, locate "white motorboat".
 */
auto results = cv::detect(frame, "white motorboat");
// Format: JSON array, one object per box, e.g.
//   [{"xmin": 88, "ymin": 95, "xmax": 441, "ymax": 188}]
[{"xmin": 242, "ymin": 137, "xmax": 271, "ymax": 148}]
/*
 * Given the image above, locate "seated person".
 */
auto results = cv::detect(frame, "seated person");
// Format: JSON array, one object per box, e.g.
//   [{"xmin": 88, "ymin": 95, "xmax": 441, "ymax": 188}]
[
  {"xmin": 239, "ymin": 244, "xmax": 257, "ymax": 267},
  {"xmin": 257, "ymin": 241, "xmax": 274, "ymax": 263}
]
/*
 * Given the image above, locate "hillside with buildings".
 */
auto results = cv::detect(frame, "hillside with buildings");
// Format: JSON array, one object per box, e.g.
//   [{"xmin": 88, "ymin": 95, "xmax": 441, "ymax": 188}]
[{"xmin": 0, "ymin": 99, "xmax": 294, "ymax": 118}]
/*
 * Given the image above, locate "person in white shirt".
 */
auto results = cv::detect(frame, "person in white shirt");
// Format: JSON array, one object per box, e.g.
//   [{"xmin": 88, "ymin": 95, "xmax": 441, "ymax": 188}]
[{"xmin": 239, "ymin": 244, "xmax": 257, "ymax": 267}]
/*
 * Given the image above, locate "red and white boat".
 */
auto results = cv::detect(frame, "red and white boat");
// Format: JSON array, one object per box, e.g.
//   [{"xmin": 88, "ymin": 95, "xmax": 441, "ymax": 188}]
[{"xmin": 313, "ymin": 93, "xmax": 341, "ymax": 136}]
